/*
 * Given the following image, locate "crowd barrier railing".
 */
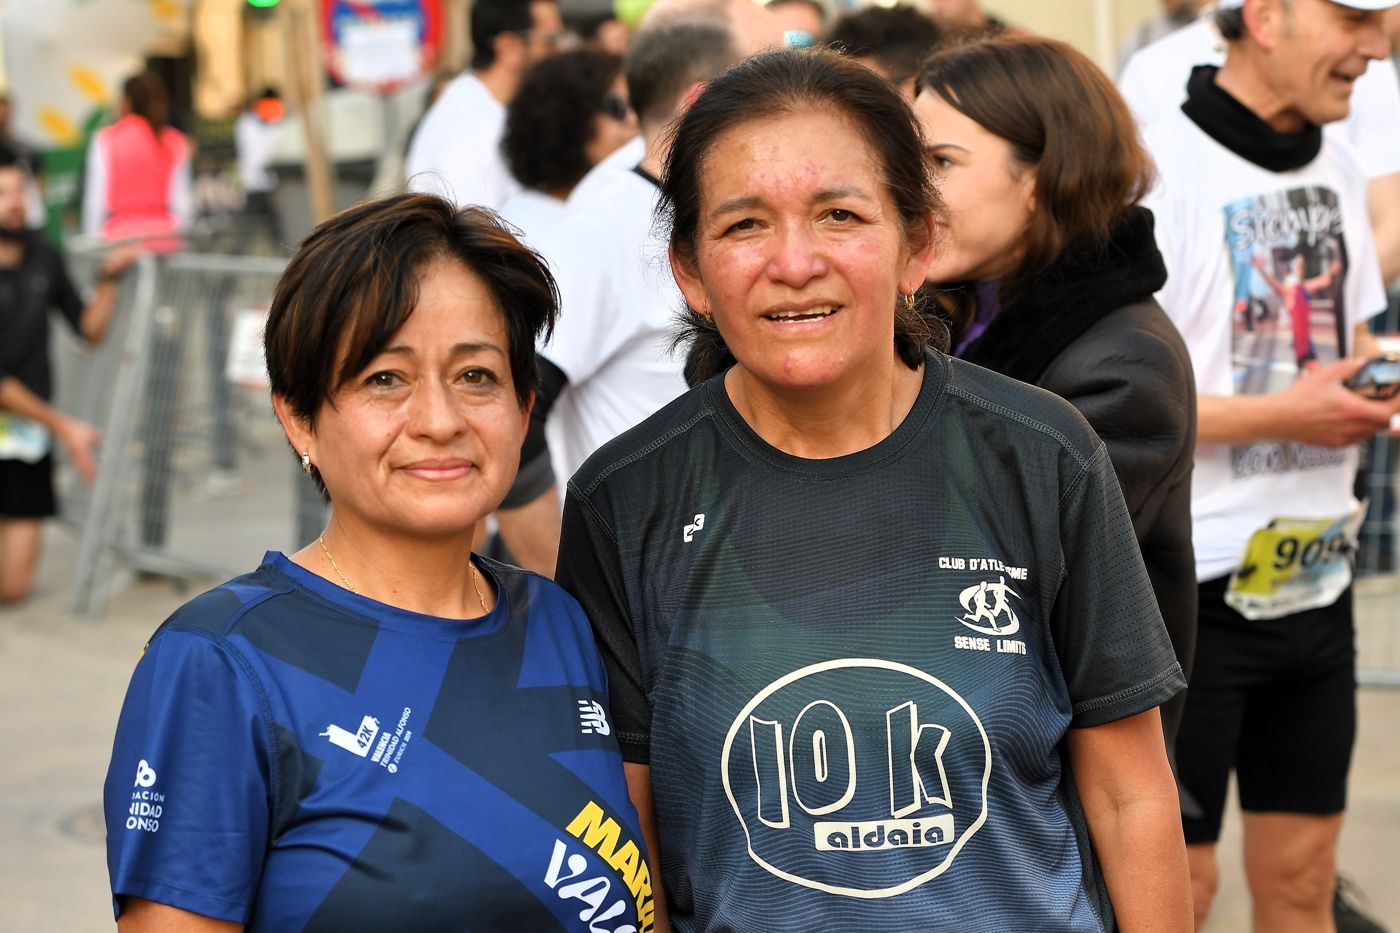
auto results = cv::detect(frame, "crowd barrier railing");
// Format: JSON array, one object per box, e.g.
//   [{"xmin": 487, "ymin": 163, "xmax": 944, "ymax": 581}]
[
  {"xmin": 1355, "ymin": 294, "xmax": 1400, "ymax": 687},
  {"xmin": 57, "ymin": 237, "xmax": 327, "ymax": 620}
]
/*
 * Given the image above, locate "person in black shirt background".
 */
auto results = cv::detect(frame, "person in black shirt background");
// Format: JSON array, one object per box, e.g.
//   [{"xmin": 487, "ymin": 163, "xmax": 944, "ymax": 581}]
[{"xmin": 0, "ymin": 144, "xmax": 131, "ymax": 603}]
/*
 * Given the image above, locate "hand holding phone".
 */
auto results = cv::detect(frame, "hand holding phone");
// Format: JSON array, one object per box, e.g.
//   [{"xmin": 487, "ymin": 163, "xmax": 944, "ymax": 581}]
[{"xmin": 1344, "ymin": 353, "xmax": 1400, "ymax": 401}]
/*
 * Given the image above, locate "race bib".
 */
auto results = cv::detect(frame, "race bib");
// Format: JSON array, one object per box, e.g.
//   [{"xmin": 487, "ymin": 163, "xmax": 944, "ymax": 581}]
[
  {"xmin": 0, "ymin": 413, "xmax": 52, "ymax": 463},
  {"xmin": 1225, "ymin": 508, "xmax": 1364, "ymax": 620}
]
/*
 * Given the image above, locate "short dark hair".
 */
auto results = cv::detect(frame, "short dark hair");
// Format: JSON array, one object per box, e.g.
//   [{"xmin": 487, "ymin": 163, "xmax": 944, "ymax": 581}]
[
  {"xmin": 503, "ymin": 49, "xmax": 624, "ymax": 193},
  {"xmin": 826, "ymin": 5, "xmax": 942, "ymax": 86},
  {"xmin": 1214, "ymin": 6, "xmax": 1246, "ymax": 40},
  {"xmin": 264, "ymin": 195, "xmax": 558, "ymax": 491},
  {"xmin": 661, "ymin": 48, "xmax": 942, "ymax": 382},
  {"xmin": 0, "ymin": 142, "xmax": 19, "ymax": 171},
  {"xmin": 471, "ymin": 0, "xmax": 542, "ymax": 71},
  {"xmin": 917, "ymin": 35, "xmax": 1155, "ymax": 298},
  {"xmin": 625, "ymin": 18, "xmax": 740, "ymax": 129},
  {"xmin": 1215, "ymin": 0, "xmax": 1297, "ymax": 42}
]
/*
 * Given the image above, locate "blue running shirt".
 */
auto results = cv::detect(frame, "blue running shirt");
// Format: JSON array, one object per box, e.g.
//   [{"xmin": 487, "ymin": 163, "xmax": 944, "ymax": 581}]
[{"xmin": 105, "ymin": 553, "xmax": 654, "ymax": 932}]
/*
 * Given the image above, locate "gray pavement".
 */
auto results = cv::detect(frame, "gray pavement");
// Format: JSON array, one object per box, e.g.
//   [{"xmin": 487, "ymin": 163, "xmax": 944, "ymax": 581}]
[{"xmin": 2, "ymin": 525, "xmax": 1397, "ymax": 931}]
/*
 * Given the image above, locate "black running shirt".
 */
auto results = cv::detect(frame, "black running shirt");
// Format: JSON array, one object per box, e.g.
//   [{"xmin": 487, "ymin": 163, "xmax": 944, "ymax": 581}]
[{"xmin": 556, "ymin": 351, "xmax": 1184, "ymax": 932}]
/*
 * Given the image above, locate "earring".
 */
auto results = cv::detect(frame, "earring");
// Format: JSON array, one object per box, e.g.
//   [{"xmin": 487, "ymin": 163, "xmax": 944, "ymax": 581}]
[
  {"xmin": 900, "ymin": 292, "xmax": 917, "ymax": 314},
  {"xmin": 301, "ymin": 451, "xmax": 313, "ymax": 475},
  {"xmin": 698, "ymin": 302, "xmax": 712, "ymax": 320}
]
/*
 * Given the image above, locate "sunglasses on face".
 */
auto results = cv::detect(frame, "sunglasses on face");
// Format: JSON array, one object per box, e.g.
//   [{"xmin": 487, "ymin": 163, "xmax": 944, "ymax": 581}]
[{"xmin": 601, "ymin": 94, "xmax": 631, "ymax": 122}]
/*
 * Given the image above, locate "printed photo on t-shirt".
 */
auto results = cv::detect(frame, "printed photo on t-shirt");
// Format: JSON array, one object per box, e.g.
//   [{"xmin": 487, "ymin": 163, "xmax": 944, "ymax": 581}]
[
  {"xmin": 1225, "ymin": 186, "xmax": 1351, "ymax": 391},
  {"xmin": 1223, "ymin": 186, "xmax": 1352, "ymax": 480}
]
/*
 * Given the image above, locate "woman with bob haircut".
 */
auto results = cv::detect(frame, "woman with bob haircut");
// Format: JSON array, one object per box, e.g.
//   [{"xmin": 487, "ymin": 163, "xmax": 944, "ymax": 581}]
[
  {"xmin": 103, "ymin": 194, "xmax": 655, "ymax": 933},
  {"xmin": 555, "ymin": 48, "xmax": 1191, "ymax": 931},
  {"xmin": 914, "ymin": 34, "xmax": 1198, "ymax": 754}
]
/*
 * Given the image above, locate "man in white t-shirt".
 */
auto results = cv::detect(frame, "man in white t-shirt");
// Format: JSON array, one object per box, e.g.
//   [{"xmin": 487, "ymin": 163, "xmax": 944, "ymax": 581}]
[
  {"xmin": 492, "ymin": 0, "xmax": 782, "ymax": 575},
  {"xmin": 1122, "ymin": 3, "xmax": 1400, "ymax": 284},
  {"xmin": 406, "ymin": 0, "xmax": 564, "ymax": 210},
  {"xmin": 1140, "ymin": 1, "xmax": 1400, "ymax": 929}
]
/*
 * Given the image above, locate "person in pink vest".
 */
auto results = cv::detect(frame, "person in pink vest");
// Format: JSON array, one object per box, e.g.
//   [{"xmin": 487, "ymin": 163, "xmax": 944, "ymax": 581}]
[
  {"xmin": 82, "ymin": 71, "xmax": 194, "ymax": 555},
  {"xmin": 82, "ymin": 72, "xmax": 191, "ymax": 252}
]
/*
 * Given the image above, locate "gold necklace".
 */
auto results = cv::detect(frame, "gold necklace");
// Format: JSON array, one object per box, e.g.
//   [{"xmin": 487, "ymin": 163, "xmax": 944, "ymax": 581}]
[{"xmin": 317, "ymin": 534, "xmax": 487, "ymax": 613}]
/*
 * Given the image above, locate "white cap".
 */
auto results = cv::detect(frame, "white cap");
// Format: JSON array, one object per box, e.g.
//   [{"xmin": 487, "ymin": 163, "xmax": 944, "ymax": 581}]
[{"xmin": 1217, "ymin": 0, "xmax": 1396, "ymax": 9}]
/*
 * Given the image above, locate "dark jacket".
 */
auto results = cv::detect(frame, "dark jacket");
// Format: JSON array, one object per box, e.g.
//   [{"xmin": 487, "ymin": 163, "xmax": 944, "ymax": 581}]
[{"xmin": 958, "ymin": 206, "xmax": 1198, "ymax": 742}]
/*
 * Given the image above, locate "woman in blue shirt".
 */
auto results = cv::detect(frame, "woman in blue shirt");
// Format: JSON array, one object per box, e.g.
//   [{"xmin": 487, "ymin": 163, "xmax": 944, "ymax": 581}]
[{"xmin": 104, "ymin": 195, "xmax": 653, "ymax": 933}]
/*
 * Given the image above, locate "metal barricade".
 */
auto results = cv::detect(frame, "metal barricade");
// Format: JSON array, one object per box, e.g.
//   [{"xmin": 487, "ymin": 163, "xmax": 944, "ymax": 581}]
[
  {"xmin": 1356, "ymin": 290, "xmax": 1400, "ymax": 687},
  {"xmin": 54, "ymin": 244, "xmax": 329, "ymax": 620}
]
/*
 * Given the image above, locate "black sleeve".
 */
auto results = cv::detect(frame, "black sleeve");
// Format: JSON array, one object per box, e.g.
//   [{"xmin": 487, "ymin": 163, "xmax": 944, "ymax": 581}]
[
  {"xmin": 500, "ymin": 356, "xmax": 568, "ymax": 509},
  {"xmin": 1051, "ymin": 443, "xmax": 1185, "ymax": 728},
  {"xmin": 49, "ymin": 249, "xmax": 86, "ymax": 336},
  {"xmin": 555, "ymin": 485, "xmax": 652, "ymax": 763},
  {"xmin": 1041, "ymin": 322, "xmax": 1195, "ymax": 537}
]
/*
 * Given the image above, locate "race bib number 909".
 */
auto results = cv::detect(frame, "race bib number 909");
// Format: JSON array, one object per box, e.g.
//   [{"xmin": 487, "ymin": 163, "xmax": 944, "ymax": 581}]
[{"xmin": 1225, "ymin": 507, "xmax": 1364, "ymax": 620}]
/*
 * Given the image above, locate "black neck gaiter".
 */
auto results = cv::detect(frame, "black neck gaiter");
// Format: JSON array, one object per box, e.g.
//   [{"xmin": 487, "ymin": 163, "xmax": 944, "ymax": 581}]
[{"xmin": 1180, "ymin": 64, "xmax": 1322, "ymax": 172}]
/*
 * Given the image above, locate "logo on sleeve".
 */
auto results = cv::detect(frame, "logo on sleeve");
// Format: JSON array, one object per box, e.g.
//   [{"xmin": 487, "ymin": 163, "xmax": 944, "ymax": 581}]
[
  {"xmin": 720, "ymin": 659, "xmax": 991, "ymax": 899},
  {"xmin": 133, "ymin": 759, "xmax": 157, "ymax": 787},
  {"xmin": 578, "ymin": 700, "xmax": 611, "ymax": 736},
  {"xmin": 127, "ymin": 760, "xmax": 163, "ymax": 833},
  {"xmin": 683, "ymin": 513, "xmax": 705, "ymax": 543}
]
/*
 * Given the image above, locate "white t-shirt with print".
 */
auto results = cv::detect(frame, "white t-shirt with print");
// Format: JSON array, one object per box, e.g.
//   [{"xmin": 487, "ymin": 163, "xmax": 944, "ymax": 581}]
[
  {"xmin": 1120, "ymin": 17, "xmax": 1400, "ymax": 180},
  {"xmin": 406, "ymin": 73, "xmax": 521, "ymax": 210},
  {"xmin": 1143, "ymin": 107, "xmax": 1387, "ymax": 580},
  {"xmin": 533, "ymin": 161, "xmax": 688, "ymax": 484}
]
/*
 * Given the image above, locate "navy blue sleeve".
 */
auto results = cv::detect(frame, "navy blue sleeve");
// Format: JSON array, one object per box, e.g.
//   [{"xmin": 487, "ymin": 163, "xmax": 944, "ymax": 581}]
[{"xmin": 104, "ymin": 627, "xmax": 275, "ymax": 923}]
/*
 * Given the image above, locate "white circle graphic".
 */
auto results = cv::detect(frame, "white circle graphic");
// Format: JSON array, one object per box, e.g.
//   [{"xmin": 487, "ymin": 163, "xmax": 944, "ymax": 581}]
[{"xmin": 720, "ymin": 658, "xmax": 991, "ymax": 899}]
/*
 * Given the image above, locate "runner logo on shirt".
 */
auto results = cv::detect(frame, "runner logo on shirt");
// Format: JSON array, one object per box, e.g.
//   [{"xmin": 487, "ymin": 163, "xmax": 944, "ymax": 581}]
[
  {"xmin": 321, "ymin": 714, "xmax": 380, "ymax": 757},
  {"xmin": 1223, "ymin": 186, "xmax": 1352, "ymax": 479},
  {"xmin": 957, "ymin": 576, "xmax": 1020, "ymax": 636},
  {"xmin": 720, "ymin": 659, "xmax": 991, "ymax": 899}
]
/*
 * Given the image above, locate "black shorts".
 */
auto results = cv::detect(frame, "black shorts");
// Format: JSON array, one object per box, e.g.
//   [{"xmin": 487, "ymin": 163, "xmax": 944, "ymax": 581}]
[
  {"xmin": 0, "ymin": 454, "xmax": 57, "ymax": 519},
  {"xmin": 1176, "ymin": 574, "xmax": 1356, "ymax": 845}
]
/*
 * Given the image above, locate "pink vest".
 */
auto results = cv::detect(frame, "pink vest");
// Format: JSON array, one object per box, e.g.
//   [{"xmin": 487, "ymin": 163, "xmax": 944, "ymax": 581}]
[{"xmin": 96, "ymin": 115, "xmax": 188, "ymax": 249}]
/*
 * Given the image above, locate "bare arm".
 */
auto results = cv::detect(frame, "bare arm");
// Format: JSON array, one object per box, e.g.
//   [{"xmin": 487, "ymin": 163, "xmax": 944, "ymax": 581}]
[
  {"xmin": 80, "ymin": 248, "xmax": 136, "ymax": 343},
  {"xmin": 1368, "ymin": 172, "xmax": 1400, "ymax": 287},
  {"xmin": 1197, "ymin": 353, "xmax": 1400, "ymax": 447},
  {"xmin": 117, "ymin": 898, "xmax": 243, "ymax": 933},
  {"xmin": 624, "ymin": 762, "xmax": 671, "ymax": 933},
  {"xmin": 0, "ymin": 376, "xmax": 101, "ymax": 481},
  {"xmin": 1066, "ymin": 709, "xmax": 1192, "ymax": 932}
]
